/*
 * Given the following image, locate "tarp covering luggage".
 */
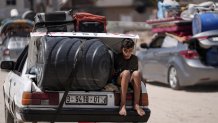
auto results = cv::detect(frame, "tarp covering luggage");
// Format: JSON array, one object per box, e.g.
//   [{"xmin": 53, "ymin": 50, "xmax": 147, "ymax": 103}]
[
  {"xmin": 73, "ymin": 12, "xmax": 107, "ymax": 33},
  {"xmin": 34, "ymin": 11, "xmax": 74, "ymax": 32},
  {"xmin": 157, "ymin": 0, "xmax": 180, "ymax": 19}
]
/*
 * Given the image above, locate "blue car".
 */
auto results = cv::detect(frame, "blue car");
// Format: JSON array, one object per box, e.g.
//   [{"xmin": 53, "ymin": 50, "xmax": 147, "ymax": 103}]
[{"xmin": 137, "ymin": 31, "xmax": 218, "ymax": 90}]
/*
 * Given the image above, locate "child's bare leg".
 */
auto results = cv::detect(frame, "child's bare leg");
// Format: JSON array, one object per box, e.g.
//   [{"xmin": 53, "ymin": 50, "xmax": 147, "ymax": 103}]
[
  {"xmin": 119, "ymin": 70, "xmax": 130, "ymax": 116},
  {"xmin": 132, "ymin": 71, "xmax": 145, "ymax": 116}
]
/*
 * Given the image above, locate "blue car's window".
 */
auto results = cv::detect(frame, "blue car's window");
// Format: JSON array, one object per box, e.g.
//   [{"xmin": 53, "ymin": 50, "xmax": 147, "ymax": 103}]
[
  {"xmin": 149, "ymin": 36, "xmax": 165, "ymax": 48},
  {"xmin": 161, "ymin": 36, "xmax": 178, "ymax": 48}
]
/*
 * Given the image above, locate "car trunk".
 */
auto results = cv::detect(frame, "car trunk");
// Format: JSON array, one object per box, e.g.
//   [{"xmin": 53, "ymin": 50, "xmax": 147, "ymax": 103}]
[
  {"xmin": 28, "ymin": 80, "xmax": 149, "ymax": 107},
  {"xmin": 188, "ymin": 32, "xmax": 218, "ymax": 67}
]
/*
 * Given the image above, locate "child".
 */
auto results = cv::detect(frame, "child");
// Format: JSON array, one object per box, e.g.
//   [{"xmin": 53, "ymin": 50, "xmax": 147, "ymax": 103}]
[{"xmin": 114, "ymin": 39, "xmax": 145, "ymax": 116}]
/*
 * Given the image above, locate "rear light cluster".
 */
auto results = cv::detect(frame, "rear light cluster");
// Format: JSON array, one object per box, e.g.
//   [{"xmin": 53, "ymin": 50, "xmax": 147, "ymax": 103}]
[
  {"xmin": 3, "ymin": 49, "xmax": 10, "ymax": 56},
  {"xmin": 179, "ymin": 50, "xmax": 199, "ymax": 59},
  {"xmin": 22, "ymin": 91, "xmax": 59, "ymax": 105},
  {"xmin": 114, "ymin": 93, "xmax": 148, "ymax": 106}
]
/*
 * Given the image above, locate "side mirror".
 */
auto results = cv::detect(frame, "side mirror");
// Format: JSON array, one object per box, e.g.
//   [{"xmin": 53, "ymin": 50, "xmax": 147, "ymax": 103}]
[
  {"xmin": 140, "ymin": 43, "xmax": 148, "ymax": 49},
  {"xmin": 0, "ymin": 61, "xmax": 15, "ymax": 70}
]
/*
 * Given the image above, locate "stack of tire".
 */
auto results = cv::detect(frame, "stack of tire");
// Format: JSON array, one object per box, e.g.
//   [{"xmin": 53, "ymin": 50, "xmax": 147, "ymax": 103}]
[{"xmin": 35, "ymin": 36, "xmax": 112, "ymax": 91}]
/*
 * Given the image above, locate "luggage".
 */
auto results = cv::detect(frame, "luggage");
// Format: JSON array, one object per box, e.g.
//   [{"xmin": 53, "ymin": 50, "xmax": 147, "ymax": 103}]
[
  {"xmin": 148, "ymin": 18, "xmax": 192, "ymax": 36},
  {"xmin": 73, "ymin": 12, "xmax": 107, "ymax": 33},
  {"xmin": 206, "ymin": 47, "xmax": 218, "ymax": 66},
  {"xmin": 152, "ymin": 25, "xmax": 192, "ymax": 33},
  {"xmin": 181, "ymin": 1, "xmax": 216, "ymax": 21},
  {"xmin": 35, "ymin": 36, "xmax": 112, "ymax": 91},
  {"xmin": 157, "ymin": 0, "xmax": 180, "ymax": 19},
  {"xmin": 34, "ymin": 11, "xmax": 74, "ymax": 32},
  {"xmin": 192, "ymin": 13, "xmax": 218, "ymax": 35}
]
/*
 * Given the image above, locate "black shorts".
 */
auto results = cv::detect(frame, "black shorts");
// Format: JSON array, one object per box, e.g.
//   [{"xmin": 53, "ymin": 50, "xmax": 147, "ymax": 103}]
[{"xmin": 111, "ymin": 73, "xmax": 134, "ymax": 90}]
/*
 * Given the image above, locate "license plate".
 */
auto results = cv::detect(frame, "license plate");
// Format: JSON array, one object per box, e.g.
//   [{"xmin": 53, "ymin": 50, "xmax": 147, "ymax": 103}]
[{"xmin": 65, "ymin": 94, "xmax": 107, "ymax": 105}]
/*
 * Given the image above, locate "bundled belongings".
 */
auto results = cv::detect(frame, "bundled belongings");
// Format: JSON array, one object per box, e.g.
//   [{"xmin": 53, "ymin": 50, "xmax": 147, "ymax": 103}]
[
  {"xmin": 146, "ymin": 17, "xmax": 193, "ymax": 38},
  {"xmin": 157, "ymin": 0, "xmax": 180, "ymax": 19},
  {"xmin": 181, "ymin": 1, "xmax": 217, "ymax": 21},
  {"xmin": 34, "ymin": 11, "xmax": 74, "ymax": 32},
  {"xmin": 146, "ymin": 1, "xmax": 191, "ymax": 38},
  {"xmin": 72, "ymin": 12, "xmax": 107, "ymax": 33},
  {"xmin": 147, "ymin": 1, "xmax": 218, "ymax": 42},
  {"xmin": 34, "ymin": 11, "xmax": 107, "ymax": 33},
  {"xmin": 192, "ymin": 12, "xmax": 218, "ymax": 35},
  {"xmin": 151, "ymin": 20, "xmax": 192, "ymax": 34}
]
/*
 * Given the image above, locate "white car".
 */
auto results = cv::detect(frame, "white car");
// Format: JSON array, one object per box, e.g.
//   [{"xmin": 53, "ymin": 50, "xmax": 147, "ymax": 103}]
[{"xmin": 2, "ymin": 31, "xmax": 150, "ymax": 122}]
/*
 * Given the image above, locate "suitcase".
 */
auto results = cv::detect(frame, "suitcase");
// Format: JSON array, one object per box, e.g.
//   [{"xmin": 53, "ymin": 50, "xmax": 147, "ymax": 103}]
[
  {"xmin": 34, "ymin": 11, "xmax": 74, "ymax": 32},
  {"xmin": 73, "ymin": 12, "xmax": 107, "ymax": 33}
]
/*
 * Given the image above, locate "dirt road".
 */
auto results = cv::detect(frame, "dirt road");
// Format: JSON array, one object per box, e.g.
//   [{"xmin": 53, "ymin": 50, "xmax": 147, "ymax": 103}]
[
  {"xmin": 147, "ymin": 82, "xmax": 218, "ymax": 123},
  {"xmin": 0, "ymin": 70, "xmax": 218, "ymax": 123}
]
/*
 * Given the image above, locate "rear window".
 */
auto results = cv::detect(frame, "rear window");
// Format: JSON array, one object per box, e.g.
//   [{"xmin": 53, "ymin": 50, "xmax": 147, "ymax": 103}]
[
  {"xmin": 161, "ymin": 36, "xmax": 178, "ymax": 48},
  {"xmin": 7, "ymin": 37, "xmax": 29, "ymax": 49}
]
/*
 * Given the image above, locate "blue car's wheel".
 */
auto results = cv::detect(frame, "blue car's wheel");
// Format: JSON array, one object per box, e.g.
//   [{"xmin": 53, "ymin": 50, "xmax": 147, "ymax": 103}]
[{"xmin": 168, "ymin": 66, "xmax": 181, "ymax": 90}]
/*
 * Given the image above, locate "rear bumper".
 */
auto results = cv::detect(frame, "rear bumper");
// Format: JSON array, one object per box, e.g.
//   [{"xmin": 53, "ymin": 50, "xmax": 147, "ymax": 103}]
[
  {"xmin": 19, "ymin": 107, "xmax": 151, "ymax": 122},
  {"xmin": 177, "ymin": 59, "xmax": 218, "ymax": 86}
]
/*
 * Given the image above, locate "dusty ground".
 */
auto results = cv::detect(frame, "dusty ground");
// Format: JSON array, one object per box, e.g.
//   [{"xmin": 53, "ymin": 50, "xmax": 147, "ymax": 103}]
[
  {"xmin": 1, "ymin": 70, "xmax": 218, "ymax": 123},
  {"xmin": 147, "ymin": 82, "xmax": 218, "ymax": 123}
]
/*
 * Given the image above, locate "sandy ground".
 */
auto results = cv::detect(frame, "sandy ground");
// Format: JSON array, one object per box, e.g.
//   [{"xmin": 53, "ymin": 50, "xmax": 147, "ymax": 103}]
[
  {"xmin": 147, "ymin": 82, "xmax": 218, "ymax": 123},
  {"xmin": 1, "ymin": 70, "xmax": 218, "ymax": 123}
]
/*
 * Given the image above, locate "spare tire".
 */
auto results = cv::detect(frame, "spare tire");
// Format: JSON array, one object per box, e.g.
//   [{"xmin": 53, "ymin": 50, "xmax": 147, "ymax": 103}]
[{"xmin": 36, "ymin": 36, "xmax": 112, "ymax": 91}]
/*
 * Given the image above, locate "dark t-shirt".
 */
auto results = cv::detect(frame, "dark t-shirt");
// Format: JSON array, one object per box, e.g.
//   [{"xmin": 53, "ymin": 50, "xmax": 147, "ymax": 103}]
[{"xmin": 114, "ymin": 53, "xmax": 138, "ymax": 74}]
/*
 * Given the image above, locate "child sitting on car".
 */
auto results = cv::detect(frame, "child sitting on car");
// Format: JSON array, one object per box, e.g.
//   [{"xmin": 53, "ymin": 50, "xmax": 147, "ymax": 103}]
[{"xmin": 113, "ymin": 39, "xmax": 145, "ymax": 116}]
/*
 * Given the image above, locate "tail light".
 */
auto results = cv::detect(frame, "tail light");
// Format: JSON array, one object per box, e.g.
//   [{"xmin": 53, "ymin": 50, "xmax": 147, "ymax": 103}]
[
  {"xmin": 114, "ymin": 92, "xmax": 149, "ymax": 106},
  {"xmin": 3, "ymin": 49, "xmax": 10, "ymax": 56},
  {"xmin": 179, "ymin": 50, "xmax": 199, "ymax": 59},
  {"xmin": 140, "ymin": 93, "xmax": 149, "ymax": 106},
  {"xmin": 22, "ymin": 91, "xmax": 59, "ymax": 105}
]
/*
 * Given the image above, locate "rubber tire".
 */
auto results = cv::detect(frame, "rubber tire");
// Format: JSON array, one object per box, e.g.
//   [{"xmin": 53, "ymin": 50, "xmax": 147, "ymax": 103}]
[{"xmin": 168, "ymin": 66, "xmax": 181, "ymax": 90}]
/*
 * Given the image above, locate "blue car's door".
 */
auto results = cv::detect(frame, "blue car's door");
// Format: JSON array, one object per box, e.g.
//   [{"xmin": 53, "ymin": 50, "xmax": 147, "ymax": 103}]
[
  {"xmin": 138, "ymin": 35, "xmax": 165, "ymax": 81},
  {"xmin": 153, "ymin": 36, "xmax": 179, "ymax": 83}
]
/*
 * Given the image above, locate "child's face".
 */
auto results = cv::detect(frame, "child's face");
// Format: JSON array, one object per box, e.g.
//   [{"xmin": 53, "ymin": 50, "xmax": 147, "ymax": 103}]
[{"xmin": 122, "ymin": 48, "xmax": 133, "ymax": 59}]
